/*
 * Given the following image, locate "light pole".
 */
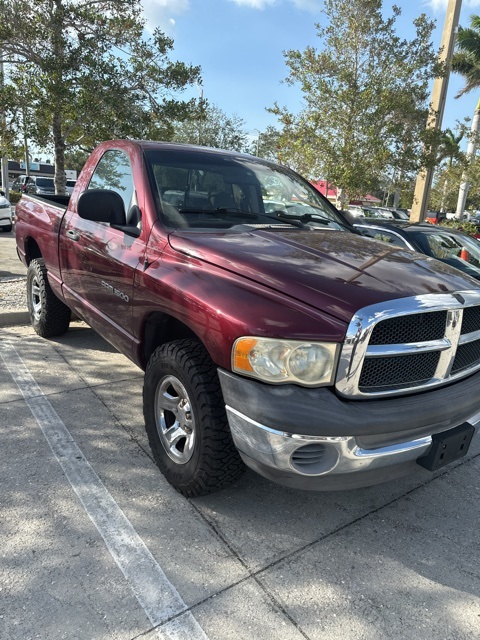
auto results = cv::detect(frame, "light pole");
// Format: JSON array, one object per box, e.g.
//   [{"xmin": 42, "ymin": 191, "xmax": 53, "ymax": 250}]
[
  {"xmin": 251, "ymin": 129, "xmax": 261, "ymax": 156},
  {"xmin": 196, "ymin": 82, "xmax": 204, "ymax": 145},
  {"xmin": 0, "ymin": 49, "xmax": 10, "ymax": 197},
  {"xmin": 410, "ymin": 0, "xmax": 462, "ymax": 223}
]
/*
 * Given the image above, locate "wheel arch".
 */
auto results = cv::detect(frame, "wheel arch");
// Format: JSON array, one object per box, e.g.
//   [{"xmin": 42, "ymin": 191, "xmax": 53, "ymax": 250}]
[
  {"xmin": 140, "ymin": 311, "xmax": 202, "ymax": 369},
  {"xmin": 24, "ymin": 237, "xmax": 42, "ymax": 264}
]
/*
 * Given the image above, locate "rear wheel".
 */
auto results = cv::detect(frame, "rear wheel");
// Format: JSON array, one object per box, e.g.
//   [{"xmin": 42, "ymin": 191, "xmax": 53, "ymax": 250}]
[
  {"xmin": 27, "ymin": 258, "xmax": 71, "ymax": 337},
  {"xmin": 143, "ymin": 339, "xmax": 244, "ymax": 497}
]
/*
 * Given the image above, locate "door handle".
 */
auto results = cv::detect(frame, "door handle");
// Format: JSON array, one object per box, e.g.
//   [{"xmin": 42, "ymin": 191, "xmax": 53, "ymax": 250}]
[{"xmin": 66, "ymin": 229, "xmax": 80, "ymax": 242}]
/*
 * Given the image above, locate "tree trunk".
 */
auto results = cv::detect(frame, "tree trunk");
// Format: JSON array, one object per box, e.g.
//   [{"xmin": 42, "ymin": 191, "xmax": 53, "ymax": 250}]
[
  {"xmin": 336, "ymin": 186, "xmax": 346, "ymax": 210},
  {"xmin": 0, "ymin": 50, "xmax": 9, "ymax": 198},
  {"xmin": 456, "ymin": 100, "xmax": 480, "ymax": 217},
  {"xmin": 440, "ymin": 176, "xmax": 449, "ymax": 212},
  {"xmin": 51, "ymin": 0, "xmax": 66, "ymax": 196},
  {"xmin": 22, "ymin": 106, "xmax": 31, "ymax": 179},
  {"xmin": 52, "ymin": 113, "xmax": 66, "ymax": 195}
]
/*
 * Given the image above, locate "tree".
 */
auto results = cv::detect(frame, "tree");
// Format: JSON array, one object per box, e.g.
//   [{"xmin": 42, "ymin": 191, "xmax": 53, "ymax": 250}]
[
  {"xmin": 430, "ymin": 163, "xmax": 463, "ymax": 211},
  {"xmin": 1, "ymin": 64, "xmax": 42, "ymax": 179},
  {"xmin": 0, "ymin": 81, "xmax": 20, "ymax": 161},
  {"xmin": 64, "ymin": 148, "xmax": 90, "ymax": 175},
  {"xmin": 270, "ymin": 0, "xmax": 439, "ymax": 207},
  {"xmin": 463, "ymin": 156, "xmax": 480, "ymax": 209},
  {"xmin": 451, "ymin": 15, "xmax": 480, "ymax": 216},
  {"xmin": 251, "ymin": 126, "xmax": 282, "ymax": 162},
  {"xmin": 0, "ymin": 0, "xmax": 201, "ymax": 193},
  {"xmin": 172, "ymin": 102, "xmax": 249, "ymax": 152},
  {"xmin": 436, "ymin": 127, "xmax": 464, "ymax": 212},
  {"xmin": 438, "ymin": 128, "xmax": 464, "ymax": 166}
]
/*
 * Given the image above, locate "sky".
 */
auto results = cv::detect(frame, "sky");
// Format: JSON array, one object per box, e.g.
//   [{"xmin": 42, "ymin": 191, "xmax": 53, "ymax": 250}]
[{"xmin": 140, "ymin": 0, "xmax": 480, "ymax": 147}]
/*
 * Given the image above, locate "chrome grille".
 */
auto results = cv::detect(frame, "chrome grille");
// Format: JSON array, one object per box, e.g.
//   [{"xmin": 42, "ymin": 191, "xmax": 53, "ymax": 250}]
[
  {"xmin": 336, "ymin": 292, "xmax": 480, "ymax": 399},
  {"xmin": 359, "ymin": 352, "xmax": 441, "ymax": 391},
  {"xmin": 451, "ymin": 339, "xmax": 480, "ymax": 374},
  {"xmin": 369, "ymin": 311, "xmax": 447, "ymax": 345},
  {"xmin": 461, "ymin": 306, "xmax": 480, "ymax": 334}
]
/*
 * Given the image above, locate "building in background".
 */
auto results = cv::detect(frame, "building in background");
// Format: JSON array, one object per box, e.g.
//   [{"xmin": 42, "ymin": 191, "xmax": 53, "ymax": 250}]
[
  {"xmin": 3, "ymin": 160, "xmax": 77, "ymax": 189},
  {"xmin": 311, "ymin": 180, "xmax": 381, "ymax": 207}
]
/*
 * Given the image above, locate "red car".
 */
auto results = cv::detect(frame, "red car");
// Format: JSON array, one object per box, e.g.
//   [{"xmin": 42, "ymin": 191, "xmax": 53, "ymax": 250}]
[{"xmin": 14, "ymin": 140, "xmax": 480, "ymax": 495}]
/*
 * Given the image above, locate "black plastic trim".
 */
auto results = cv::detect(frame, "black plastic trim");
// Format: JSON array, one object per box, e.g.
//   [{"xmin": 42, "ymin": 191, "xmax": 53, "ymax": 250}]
[{"xmin": 218, "ymin": 368, "xmax": 480, "ymax": 438}]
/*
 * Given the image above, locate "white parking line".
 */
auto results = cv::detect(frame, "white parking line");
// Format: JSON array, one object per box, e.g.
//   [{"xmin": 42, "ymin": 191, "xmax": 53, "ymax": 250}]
[{"xmin": 0, "ymin": 341, "xmax": 209, "ymax": 640}]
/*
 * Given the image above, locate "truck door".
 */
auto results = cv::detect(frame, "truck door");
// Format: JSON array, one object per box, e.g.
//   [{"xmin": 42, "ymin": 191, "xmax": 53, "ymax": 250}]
[{"xmin": 60, "ymin": 149, "xmax": 145, "ymax": 358}]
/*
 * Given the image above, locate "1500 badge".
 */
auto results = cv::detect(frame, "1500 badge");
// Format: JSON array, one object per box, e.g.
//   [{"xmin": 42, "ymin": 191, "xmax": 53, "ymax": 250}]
[{"xmin": 101, "ymin": 280, "xmax": 130, "ymax": 302}]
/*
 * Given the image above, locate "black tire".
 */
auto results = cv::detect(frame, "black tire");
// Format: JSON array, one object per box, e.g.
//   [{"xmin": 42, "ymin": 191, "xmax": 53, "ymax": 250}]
[
  {"xmin": 27, "ymin": 258, "xmax": 71, "ymax": 337},
  {"xmin": 1, "ymin": 224, "xmax": 12, "ymax": 233},
  {"xmin": 143, "ymin": 339, "xmax": 245, "ymax": 497}
]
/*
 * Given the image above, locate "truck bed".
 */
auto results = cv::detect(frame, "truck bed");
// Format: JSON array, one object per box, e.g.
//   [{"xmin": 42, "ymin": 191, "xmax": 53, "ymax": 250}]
[{"xmin": 22, "ymin": 193, "xmax": 71, "ymax": 209}]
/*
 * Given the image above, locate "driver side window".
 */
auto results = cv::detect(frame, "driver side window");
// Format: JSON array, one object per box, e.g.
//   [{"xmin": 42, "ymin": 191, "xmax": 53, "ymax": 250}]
[{"xmin": 89, "ymin": 150, "xmax": 139, "ymax": 226}]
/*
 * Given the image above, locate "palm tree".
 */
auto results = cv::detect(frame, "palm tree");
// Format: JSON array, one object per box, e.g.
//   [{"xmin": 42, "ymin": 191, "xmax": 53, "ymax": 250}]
[
  {"xmin": 451, "ymin": 16, "xmax": 480, "ymax": 216},
  {"xmin": 437, "ymin": 128, "xmax": 464, "ymax": 211}
]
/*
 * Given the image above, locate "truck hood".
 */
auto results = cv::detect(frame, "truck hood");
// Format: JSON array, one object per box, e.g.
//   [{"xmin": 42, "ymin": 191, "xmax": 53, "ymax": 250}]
[{"xmin": 168, "ymin": 228, "xmax": 479, "ymax": 324}]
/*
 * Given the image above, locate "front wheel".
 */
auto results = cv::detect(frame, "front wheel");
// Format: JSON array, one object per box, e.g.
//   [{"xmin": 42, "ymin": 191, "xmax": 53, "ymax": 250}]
[
  {"xmin": 27, "ymin": 258, "xmax": 71, "ymax": 337},
  {"xmin": 143, "ymin": 339, "xmax": 244, "ymax": 497}
]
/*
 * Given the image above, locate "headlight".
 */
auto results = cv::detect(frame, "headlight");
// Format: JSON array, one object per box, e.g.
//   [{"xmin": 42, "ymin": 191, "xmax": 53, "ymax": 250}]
[{"xmin": 232, "ymin": 337, "xmax": 339, "ymax": 386}]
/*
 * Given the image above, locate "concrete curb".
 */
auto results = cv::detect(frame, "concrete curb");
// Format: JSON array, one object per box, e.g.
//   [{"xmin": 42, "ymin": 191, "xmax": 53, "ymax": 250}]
[{"xmin": 0, "ymin": 309, "xmax": 30, "ymax": 327}]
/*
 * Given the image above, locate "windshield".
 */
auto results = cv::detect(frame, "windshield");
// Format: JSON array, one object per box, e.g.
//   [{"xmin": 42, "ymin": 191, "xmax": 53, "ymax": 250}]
[
  {"xmin": 36, "ymin": 178, "xmax": 54, "ymax": 188},
  {"xmin": 145, "ymin": 149, "xmax": 349, "ymax": 232}
]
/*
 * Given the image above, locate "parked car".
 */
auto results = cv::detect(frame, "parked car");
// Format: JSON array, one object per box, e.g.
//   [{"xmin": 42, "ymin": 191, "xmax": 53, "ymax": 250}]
[
  {"xmin": 26, "ymin": 177, "xmax": 56, "ymax": 195},
  {"xmin": 344, "ymin": 206, "xmax": 409, "ymax": 222},
  {"xmin": 0, "ymin": 192, "xmax": 13, "ymax": 232},
  {"xmin": 381, "ymin": 207, "xmax": 410, "ymax": 220},
  {"xmin": 345, "ymin": 205, "xmax": 365, "ymax": 217},
  {"xmin": 364, "ymin": 206, "xmax": 409, "ymax": 220},
  {"xmin": 424, "ymin": 210, "xmax": 447, "ymax": 225},
  {"xmin": 65, "ymin": 180, "xmax": 77, "ymax": 195},
  {"xmin": 11, "ymin": 175, "xmax": 31, "ymax": 193},
  {"xmin": 354, "ymin": 219, "xmax": 480, "ymax": 281}
]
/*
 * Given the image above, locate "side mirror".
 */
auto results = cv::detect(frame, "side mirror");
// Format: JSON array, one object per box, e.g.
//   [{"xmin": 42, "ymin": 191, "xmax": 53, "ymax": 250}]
[{"xmin": 77, "ymin": 189, "xmax": 126, "ymax": 225}]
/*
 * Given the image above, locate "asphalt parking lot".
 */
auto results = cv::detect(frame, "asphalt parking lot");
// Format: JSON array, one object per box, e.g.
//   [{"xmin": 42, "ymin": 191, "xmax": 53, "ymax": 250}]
[{"xmin": 1, "ymin": 230, "xmax": 480, "ymax": 639}]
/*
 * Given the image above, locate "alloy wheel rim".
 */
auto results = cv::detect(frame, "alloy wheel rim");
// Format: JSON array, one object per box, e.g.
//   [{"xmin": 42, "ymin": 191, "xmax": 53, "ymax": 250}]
[
  {"xmin": 30, "ymin": 275, "xmax": 42, "ymax": 321},
  {"xmin": 154, "ymin": 375, "xmax": 195, "ymax": 464}
]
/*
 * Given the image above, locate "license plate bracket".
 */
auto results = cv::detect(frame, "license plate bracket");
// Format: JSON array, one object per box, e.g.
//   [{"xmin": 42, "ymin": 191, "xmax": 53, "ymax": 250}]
[
  {"xmin": 417, "ymin": 423, "xmax": 475, "ymax": 472},
  {"xmin": 417, "ymin": 422, "xmax": 475, "ymax": 471}
]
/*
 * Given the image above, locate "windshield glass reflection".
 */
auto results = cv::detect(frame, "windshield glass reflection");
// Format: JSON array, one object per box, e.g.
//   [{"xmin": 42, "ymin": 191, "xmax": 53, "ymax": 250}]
[{"xmin": 145, "ymin": 149, "xmax": 349, "ymax": 232}]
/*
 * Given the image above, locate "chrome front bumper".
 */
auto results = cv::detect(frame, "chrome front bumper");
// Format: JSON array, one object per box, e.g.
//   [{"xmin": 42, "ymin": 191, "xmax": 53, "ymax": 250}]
[
  {"xmin": 225, "ymin": 404, "xmax": 480, "ymax": 490},
  {"xmin": 219, "ymin": 368, "xmax": 480, "ymax": 490},
  {"xmin": 227, "ymin": 406, "xmax": 433, "ymax": 474}
]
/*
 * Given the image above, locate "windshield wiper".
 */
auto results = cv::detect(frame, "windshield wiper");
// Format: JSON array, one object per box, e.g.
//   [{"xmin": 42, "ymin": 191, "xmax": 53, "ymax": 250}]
[
  {"xmin": 276, "ymin": 211, "xmax": 355, "ymax": 232},
  {"xmin": 260, "ymin": 211, "xmax": 314, "ymax": 229},
  {"xmin": 268, "ymin": 214, "xmax": 306, "ymax": 228}
]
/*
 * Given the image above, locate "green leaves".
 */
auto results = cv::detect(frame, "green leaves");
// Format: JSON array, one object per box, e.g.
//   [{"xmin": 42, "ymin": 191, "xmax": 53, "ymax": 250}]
[
  {"xmin": 172, "ymin": 103, "xmax": 249, "ymax": 152},
  {"xmin": 271, "ymin": 0, "xmax": 438, "ymax": 204},
  {"xmin": 452, "ymin": 16, "xmax": 480, "ymax": 97},
  {"xmin": 0, "ymin": 0, "xmax": 201, "ymax": 192}
]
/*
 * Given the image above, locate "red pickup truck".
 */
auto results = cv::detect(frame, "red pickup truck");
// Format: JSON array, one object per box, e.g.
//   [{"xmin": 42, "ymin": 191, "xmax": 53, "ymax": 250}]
[{"xmin": 15, "ymin": 140, "xmax": 480, "ymax": 496}]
